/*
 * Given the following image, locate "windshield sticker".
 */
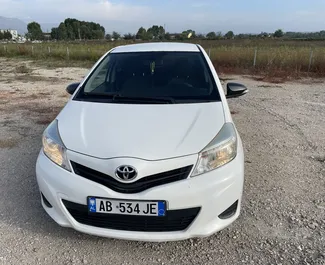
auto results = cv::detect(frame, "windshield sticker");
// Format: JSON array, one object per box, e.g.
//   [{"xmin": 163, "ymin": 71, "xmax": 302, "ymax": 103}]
[{"xmin": 150, "ymin": 61, "xmax": 156, "ymax": 75}]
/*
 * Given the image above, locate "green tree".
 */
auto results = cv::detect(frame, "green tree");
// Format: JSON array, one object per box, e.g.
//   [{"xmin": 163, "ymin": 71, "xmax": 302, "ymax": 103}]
[
  {"xmin": 182, "ymin": 29, "xmax": 196, "ymax": 39},
  {"xmin": 147, "ymin": 25, "xmax": 165, "ymax": 39},
  {"xmin": 57, "ymin": 23, "xmax": 68, "ymax": 40},
  {"xmin": 80, "ymin": 25, "xmax": 91, "ymax": 39},
  {"xmin": 146, "ymin": 31, "xmax": 153, "ymax": 40},
  {"xmin": 73, "ymin": 21, "xmax": 81, "ymax": 39},
  {"xmin": 147, "ymin": 25, "xmax": 158, "ymax": 39},
  {"xmin": 164, "ymin": 32, "xmax": 171, "ymax": 40},
  {"xmin": 196, "ymin": 33, "xmax": 205, "ymax": 39},
  {"xmin": 158, "ymin": 26, "xmax": 165, "ymax": 39},
  {"xmin": 274, "ymin": 29, "xmax": 284, "ymax": 38},
  {"xmin": 92, "ymin": 29, "xmax": 105, "ymax": 39},
  {"xmin": 124, "ymin": 33, "xmax": 135, "ymax": 40},
  {"xmin": 50, "ymin": 18, "xmax": 105, "ymax": 40},
  {"xmin": 112, "ymin": 31, "xmax": 121, "ymax": 40},
  {"xmin": 216, "ymin": 31, "xmax": 223, "ymax": 39},
  {"xmin": 66, "ymin": 25, "xmax": 75, "ymax": 40},
  {"xmin": 27, "ymin": 22, "xmax": 43, "ymax": 40},
  {"xmin": 105, "ymin": 33, "xmax": 112, "ymax": 40},
  {"xmin": 175, "ymin": 33, "xmax": 185, "ymax": 40},
  {"xmin": 0, "ymin": 31, "xmax": 4, "ymax": 40},
  {"xmin": 51, "ymin": 27, "xmax": 58, "ymax": 40},
  {"xmin": 206, "ymin": 31, "xmax": 217, "ymax": 39},
  {"xmin": 180, "ymin": 31, "xmax": 188, "ymax": 39},
  {"xmin": 225, "ymin": 31, "xmax": 234, "ymax": 39},
  {"xmin": 136, "ymin": 27, "xmax": 147, "ymax": 40},
  {"xmin": 3, "ymin": 30, "xmax": 12, "ymax": 40}
]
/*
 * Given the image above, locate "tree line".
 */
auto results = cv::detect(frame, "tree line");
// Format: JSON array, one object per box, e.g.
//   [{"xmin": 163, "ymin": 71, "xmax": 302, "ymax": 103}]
[
  {"xmin": 24, "ymin": 20, "xmax": 325, "ymax": 41},
  {"xmin": 50, "ymin": 19, "xmax": 105, "ymax": 40},
  {"xmin": 105, "ymin": 26, "xmax": 236, "ymax": 41},
  {"xmin": 26, "ymin": 19, "xmax": 105, "ymax": 41},
  {"xmin": 106, "ymin": 28, "xmax": 325, "ymax": 41}
]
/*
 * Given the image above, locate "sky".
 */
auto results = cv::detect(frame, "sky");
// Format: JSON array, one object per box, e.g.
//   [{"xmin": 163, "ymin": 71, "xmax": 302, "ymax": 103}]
[{"xmin": 1, "ymin": 0, "xmax": 325, "ymax": 34}]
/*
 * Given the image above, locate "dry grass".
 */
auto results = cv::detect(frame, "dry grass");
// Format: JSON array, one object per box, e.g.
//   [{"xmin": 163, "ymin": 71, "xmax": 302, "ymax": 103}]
[
  {"xmin": 15, "ymin": 64, "xmax": 31, "ymax": 74},
  {"xmin": 211, "ymin": 46, "xmax": 325, "ymax": 78},
  {"xmin": 1, "ymin": 40, "xmax": 325, "ymax": 77}
]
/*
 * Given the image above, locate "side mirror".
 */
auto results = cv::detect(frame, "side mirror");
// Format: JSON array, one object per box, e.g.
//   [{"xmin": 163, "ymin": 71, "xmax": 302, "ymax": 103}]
[
  {"xmin": 226, "ymin": 83, "xmax": 248, "ymax": 98},
  {"xmin": 66, "ymin": 82, "xmax": 80, "ymax": 95}
]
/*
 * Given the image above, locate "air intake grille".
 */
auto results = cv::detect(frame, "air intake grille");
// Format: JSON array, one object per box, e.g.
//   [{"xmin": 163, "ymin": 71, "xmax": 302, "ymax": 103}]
[
  {"xmin": 63, "ymin": 200, "xmax": 200, "ymax": 232},
  {"xmin": 71, "ymin": 162, "xmax": 193, "ymax": 194}
]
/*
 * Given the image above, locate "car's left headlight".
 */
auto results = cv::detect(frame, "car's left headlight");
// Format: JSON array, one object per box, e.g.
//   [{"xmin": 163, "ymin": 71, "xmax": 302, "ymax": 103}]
[
  {"xmin": 191, "ymin": 123, "xmax": 237, "ymax": 177},
  {"xmin": 42, "ymin": 120, "xmax": 71, "ymax": 172}
]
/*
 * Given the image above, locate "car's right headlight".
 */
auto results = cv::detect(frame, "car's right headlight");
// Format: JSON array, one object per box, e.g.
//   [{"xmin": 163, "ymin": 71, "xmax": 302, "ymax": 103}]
[
  {"xmin": 191, "ymin": 123, "xmax": 237, "ymax": 177},
  {"xmin": 42, "ymin": 120, "xmax": 71, "ymax": 172}
]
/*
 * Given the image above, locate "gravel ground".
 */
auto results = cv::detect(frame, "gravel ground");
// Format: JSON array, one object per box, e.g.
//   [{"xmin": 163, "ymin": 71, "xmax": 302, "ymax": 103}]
[{"xmin": 0, "ymin": 58, "xmax": 324, "ymax": 265}]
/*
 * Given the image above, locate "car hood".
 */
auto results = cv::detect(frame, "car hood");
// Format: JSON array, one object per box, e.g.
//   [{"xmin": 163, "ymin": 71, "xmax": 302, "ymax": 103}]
[{"xmin": 57, "ymin": 101, "xmax": 225, "ymax": 160}]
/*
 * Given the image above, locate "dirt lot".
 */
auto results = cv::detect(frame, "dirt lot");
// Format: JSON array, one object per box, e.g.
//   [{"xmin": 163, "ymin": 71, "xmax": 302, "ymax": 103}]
[{"xmin": 0, "ymin": 58, "xmax": 324, "ymax": 265}]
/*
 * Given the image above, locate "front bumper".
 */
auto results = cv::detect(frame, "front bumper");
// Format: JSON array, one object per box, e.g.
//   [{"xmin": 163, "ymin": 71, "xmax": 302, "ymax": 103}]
[{"xmin": 36, "ymin": 148, "xmax": 244, "ymax": 242}]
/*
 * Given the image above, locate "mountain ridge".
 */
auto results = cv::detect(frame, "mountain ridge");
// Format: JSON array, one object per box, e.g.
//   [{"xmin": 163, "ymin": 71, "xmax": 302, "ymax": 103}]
[{"xmin": 0, "ymin": 16, "xmax": 27, "ymax": 34}]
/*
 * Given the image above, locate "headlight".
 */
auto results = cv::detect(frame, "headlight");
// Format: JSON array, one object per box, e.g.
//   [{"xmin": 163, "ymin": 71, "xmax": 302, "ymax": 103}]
[
  {"xmin": 191, "ymin": 123, "xmax": 237, "ymax": 177},
  {"xmin": 42, "ymin": 120, "xmax": 71, "ymax": 172}
]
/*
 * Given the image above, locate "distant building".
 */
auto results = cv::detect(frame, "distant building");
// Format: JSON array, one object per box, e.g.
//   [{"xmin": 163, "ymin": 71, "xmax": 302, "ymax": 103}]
[
  {"xmin": 169, "ymin": 34, "xmax": 177, "ymax": 40},
  {"xmin": 0, "ymin": 29, "xmax": 18, "ymax": 40},
  {"xmin": 43, "ymin": 32, "xmax": 51, "ymax": 40}
]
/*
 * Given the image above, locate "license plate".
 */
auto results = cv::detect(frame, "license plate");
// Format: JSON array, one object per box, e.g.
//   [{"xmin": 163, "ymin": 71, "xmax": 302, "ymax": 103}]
[{"xmin": 87, "ymin": 197, "xmax": 166, "ymax": 216}]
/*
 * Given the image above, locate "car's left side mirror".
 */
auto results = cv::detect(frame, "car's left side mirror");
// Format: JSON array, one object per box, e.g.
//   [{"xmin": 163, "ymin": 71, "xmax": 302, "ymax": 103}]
[
  {"xmin": 66, "ymin": 82, "xmax": 80, "ymax": 95},
  {"xmin": 226, "ymin": 83, "xmax": 248, "ymax": 98}
]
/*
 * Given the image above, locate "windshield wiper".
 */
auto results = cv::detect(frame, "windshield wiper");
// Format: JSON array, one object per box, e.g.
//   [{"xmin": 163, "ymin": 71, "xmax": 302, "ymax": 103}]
[
  {"xmin": 112, "ymin": 95, "xmax": 175, "ymax": 104},
  {"xmin": 81, "ymin": 92, "xmax": 175, "ymax": 104},
  {"xmin": 83, "ymin": 92, "xmax": 121, "ymax": 98}
]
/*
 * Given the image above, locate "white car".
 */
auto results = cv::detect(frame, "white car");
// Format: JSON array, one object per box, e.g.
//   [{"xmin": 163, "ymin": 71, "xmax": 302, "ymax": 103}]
[{"xmin": 36, "ymin": 42, "xmax": 248, "ymax": 242}]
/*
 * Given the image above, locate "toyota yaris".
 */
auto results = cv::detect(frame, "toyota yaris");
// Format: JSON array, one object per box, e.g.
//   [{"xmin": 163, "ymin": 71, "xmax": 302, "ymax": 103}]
[{"xmin": 36, "ymin": 42, "xmax": 248, "ymax": 242}]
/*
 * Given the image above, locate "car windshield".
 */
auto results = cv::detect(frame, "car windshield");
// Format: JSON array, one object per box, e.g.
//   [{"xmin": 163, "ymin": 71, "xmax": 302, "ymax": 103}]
[{"xmin": 75, "ymin": 51, "xmax": 220, "ymax": 104}]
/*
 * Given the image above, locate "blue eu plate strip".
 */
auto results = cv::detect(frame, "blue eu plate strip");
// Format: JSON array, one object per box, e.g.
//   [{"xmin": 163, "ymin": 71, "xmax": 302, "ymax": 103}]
[
  {"xmin": 158, "ymin": 201, "xmax": 166, "ymax": 216},
  {"xmin": 88, "ymin": 197, "xmax": 97, "ymax": 212}
]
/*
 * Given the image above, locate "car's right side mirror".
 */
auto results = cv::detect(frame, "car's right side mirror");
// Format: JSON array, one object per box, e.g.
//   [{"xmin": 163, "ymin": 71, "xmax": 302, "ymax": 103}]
[{"xmin": 226, "ymin": 83, "xmax": 248, "ymax": 98}]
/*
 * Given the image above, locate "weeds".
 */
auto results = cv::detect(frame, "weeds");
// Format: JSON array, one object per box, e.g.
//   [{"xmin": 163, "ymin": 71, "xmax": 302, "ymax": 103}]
[
  {"xmin": 1, "ymin": 41, "xmax": 325, "ymax": 77},
  {"xmin": 15, "ymin": 64, "xmax": 31, "ymax": 74}
]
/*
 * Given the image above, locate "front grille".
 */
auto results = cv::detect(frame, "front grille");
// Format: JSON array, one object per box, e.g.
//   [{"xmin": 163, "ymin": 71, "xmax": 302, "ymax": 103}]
[
  {"xmin": 63, "ymin": 200, "xmax": 200, "ymax": 232},
  {"xmin": 71, "ymin": 162, "xmax": 193, "ymax": 194}
]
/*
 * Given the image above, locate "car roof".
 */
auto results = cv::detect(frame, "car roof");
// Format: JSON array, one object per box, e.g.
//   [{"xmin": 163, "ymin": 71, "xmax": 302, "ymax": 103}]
[{"xmin": 111, "ymin": 42, "xmax": 200, "ymax": 53}]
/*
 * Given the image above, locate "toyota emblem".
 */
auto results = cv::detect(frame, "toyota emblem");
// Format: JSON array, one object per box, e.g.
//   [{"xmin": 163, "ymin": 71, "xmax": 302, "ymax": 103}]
[{"xmin": 115, "ymin": 166, "xmax": 137, "ymax": 181}]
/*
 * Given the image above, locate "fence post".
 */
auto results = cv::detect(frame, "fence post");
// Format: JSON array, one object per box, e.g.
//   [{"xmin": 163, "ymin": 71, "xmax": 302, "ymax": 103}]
[
  {"xmin": 87, "ymin": 48, "xmax": 90, "ymax": 53},
  {"xmin": 208, "ymin": 48, "xmax": 211, "ymax": 58},
  {"xmin": 4, "ymin": 45, "xmax": 6, "ymax": 53},
  {"xmin": 308, "ymin": 49, "xmax": 313, "ymax": 72},
  {"xmin": 253, "ymin": 48, "xmax": 257, "ymax": 67},
  {"xmin": 66, "ymin": 47, "xmax": 70, "ymax": 60},
  {"xmin": 48, "ymin": 46, "xmax": 51, "ymax": 54},
  {"xmin": 31, "ymin": 45, "xmax": 34, "ymax": 55}
]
